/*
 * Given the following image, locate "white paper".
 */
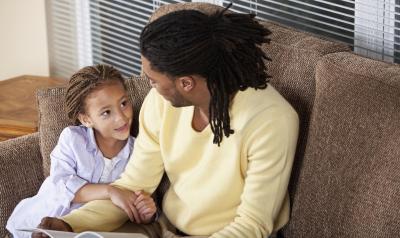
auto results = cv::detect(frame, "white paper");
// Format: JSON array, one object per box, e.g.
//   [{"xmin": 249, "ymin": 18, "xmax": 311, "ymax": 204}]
[{"xmin": 17, "ymin": 228, "xmax": 148, "ymax": 238}]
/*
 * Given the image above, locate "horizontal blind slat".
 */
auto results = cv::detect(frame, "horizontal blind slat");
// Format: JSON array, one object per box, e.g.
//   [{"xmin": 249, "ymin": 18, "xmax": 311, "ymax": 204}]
[
  {"xmin": 91, "ymin": 41, "xmax": 140, "ymax": 60},
  {"xmin": 225, "ymin": 1, "xmax": 354, "ymax": 39},
  {"xmin": 94, "ymin": 1, "xmax": 151, "ymax": 23},
  {"xmin": 90, "ymin": 23, "xmax": 140, "ymax": 43},
  {"xmin": 89, "ymin": 7, "xmax": 147, "ymax": 30},
  {"xmin": 91, "ymin": 31, "xmax": 140, "ymax": 51}
]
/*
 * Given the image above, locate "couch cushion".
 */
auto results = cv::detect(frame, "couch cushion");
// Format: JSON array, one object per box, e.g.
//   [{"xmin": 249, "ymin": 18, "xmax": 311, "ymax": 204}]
[
  {"xmin": 151, "ymin": 1, "xmax": 350, "ymax": 213},
  {"xmin": 261, "ymin": 21, "xmax": 349, "ymax": 198},
  {"xmin": 284, "ymin": 52, "xmax": 400, "ymax": 237},
  {"xmin": 37, "ymin": 76, "xmax": 151, "ymax": 177}
]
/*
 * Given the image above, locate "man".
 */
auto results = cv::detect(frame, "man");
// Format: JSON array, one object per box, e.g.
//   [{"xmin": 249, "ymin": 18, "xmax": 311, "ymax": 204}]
[{"xmin": 35, "ymin": 4, "xmax": 298, "ymax": 238}]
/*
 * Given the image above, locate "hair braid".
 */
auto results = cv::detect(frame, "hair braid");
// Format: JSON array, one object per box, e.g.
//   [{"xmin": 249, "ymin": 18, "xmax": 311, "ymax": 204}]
[
  {"xmin": 140, "ymin": 4, "xmax": 271, "ymax": 145},
  {"xmin": 65, "ymin": 64, "xmax": 125, "ymax": 125}
]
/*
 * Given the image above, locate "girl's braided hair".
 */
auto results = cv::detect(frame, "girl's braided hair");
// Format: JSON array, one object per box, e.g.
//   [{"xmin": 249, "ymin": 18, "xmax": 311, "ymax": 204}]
[{"xmin": 65, "ymin": 64, "xmax": 126, "ymax": 125}]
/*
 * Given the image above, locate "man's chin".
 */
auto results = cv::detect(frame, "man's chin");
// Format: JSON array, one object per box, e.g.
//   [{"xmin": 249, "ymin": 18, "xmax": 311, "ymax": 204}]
[
  {"xmin": 169, "ymin": 98, "xmax": 193, "ymax": 107},
  {"xmin": 169, "ymin": 101, "xmax": 191, "ymax": 108}
]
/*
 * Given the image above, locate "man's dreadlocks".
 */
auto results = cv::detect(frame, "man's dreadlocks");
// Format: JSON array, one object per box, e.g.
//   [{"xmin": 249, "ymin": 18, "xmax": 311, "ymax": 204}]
[{"xmin": 140, "ymin": 4, "xmax": 271, "ymax": 145}]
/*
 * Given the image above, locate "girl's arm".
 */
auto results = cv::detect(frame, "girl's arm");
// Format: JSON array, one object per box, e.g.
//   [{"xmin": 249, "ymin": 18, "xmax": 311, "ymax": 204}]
[
  {"xmin": 72, "ymin": 184, "xmax": 111, "ymax": 203},
  {"xmin": 49, "ymin": 127, "xmax": 100, "ymax": 208}
]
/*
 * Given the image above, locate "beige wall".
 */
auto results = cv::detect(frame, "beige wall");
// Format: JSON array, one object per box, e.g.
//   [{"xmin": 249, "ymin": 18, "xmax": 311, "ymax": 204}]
[{"xmin": 0, "ymin": 0, "xmax": 49, "ymax": 80}]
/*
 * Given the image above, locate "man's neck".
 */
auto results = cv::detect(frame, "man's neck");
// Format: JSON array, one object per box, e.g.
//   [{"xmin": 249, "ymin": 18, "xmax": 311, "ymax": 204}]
[{"xmin": 192, "ymin": 106, "xmax": 209, "ymax": 132}]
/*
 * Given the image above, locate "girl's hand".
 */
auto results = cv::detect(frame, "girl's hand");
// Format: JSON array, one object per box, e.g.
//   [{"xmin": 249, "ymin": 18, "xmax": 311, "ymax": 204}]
[
  {"xmin": 134, "ymin": 191, "xmax": 157, "ymax": 224},
  {"xmin": 108, "ymin": 186, "xmax": 141, "ymax": 223}
]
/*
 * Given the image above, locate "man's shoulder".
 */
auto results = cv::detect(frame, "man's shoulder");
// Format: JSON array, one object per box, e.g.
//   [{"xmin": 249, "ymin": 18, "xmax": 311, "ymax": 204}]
[{"xmin": 234, "ymin": 85, "xmax": 296, "ymax": 116}]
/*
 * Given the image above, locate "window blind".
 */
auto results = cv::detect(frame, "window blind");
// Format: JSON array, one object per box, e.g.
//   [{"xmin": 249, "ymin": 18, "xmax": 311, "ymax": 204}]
[
  {"xmin": 46, "ymin": 0, "xmax": 190, "ymax": 79},
  {"xmin": 219, "ymin": 0, "xmax": 400, "ymax": 63}
]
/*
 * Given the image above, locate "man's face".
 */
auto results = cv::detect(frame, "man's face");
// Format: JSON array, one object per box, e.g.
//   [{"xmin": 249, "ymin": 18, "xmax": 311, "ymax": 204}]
[{"xmin": 141, "ymin": 56, "xmax": 191, "ymax": 107}]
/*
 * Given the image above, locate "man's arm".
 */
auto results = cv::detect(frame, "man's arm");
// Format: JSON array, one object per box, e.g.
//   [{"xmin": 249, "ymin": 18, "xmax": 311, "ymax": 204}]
[
  {"xmin": 211, "ymin": 111, "xmax": 299, "ymax": 238},
  {"xmin": 62, "ymin": 89, "xmax": 165, "ymax": 232}
]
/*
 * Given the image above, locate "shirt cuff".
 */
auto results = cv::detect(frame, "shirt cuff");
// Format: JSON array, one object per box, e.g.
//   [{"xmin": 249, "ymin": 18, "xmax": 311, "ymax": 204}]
[{"xmin": 63, "ymin": 175, "xmax": 88, "ymax": 207}]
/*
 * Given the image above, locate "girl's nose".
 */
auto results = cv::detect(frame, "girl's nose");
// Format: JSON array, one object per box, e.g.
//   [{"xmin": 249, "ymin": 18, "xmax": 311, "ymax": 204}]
[{"xmin": 116, "ymin": 109, "xmax": 128, "ymax": 123}]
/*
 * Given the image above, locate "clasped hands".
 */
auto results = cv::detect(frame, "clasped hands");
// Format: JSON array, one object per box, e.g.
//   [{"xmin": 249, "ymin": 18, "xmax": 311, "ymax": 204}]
[{"xmin": 108, "ymin": 186, "xmax": 157, "ymax": 224}]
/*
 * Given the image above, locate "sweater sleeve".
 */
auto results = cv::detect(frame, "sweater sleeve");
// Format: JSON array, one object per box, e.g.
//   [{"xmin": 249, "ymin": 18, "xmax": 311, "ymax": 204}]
[
  {"xmin": 62, "ymin": 89, "xmax": 165, "ymax": 232},
  {"xmin": 210, "ymin": 110, "xmax": 299, "ymax": 238}
]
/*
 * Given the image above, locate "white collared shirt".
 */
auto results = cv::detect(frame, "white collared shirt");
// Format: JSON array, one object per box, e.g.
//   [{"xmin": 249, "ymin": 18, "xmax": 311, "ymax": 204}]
[{"xmin": 7, "ymin": 126, "xmax": 134, "ymax": 238}]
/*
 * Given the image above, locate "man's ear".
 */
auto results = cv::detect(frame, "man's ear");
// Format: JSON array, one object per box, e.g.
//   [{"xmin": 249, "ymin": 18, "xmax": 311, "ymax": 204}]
[
  {"xmin": 78, "ymin": 113, "xmax": 93, "ymax": 128},
  {"xmin": 177, "ymin": 76, "xmax": 195, "ymax": 92}
]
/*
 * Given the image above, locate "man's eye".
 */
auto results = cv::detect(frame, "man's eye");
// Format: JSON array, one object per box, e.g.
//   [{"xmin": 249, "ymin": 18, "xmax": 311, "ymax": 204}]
[{"xmin": 121, "ymin": 100, "xmax": 127, "ymax": 107}]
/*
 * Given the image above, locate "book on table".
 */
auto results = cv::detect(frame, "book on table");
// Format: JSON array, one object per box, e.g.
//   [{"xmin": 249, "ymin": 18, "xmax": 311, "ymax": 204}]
[{"xmin": 17, "ymin": 228, "xmax": 148, "ymax": 238}]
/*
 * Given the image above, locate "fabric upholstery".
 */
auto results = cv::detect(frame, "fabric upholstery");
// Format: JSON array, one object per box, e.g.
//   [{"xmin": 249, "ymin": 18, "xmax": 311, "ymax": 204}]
[
  {"xmin": 149, "ymin": 2, "xmax": 224, "ymax": 22},
  {"xmin": 261, "ymin": 21, "xmax": 350, "ymax": 201},
  {"xmin": 36, "ymin": 76, "xmax": 151, "ymax": 177},
  {"xmin": 283, "ymin": 52, "xmax": 400, "ymax": 237},
  {"xmin": 37, "ymin": 87, "xmax": 70, "ymax": 177},
  {"xmin": 0, "ymin": 133, "xmax": 44, "ymax": 238}
]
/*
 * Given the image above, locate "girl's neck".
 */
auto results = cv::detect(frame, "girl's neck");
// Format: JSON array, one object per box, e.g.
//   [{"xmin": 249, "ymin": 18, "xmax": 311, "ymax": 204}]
[{"xmin": 94, "ymin": 131, "xmax": 127, "ymax": 159}]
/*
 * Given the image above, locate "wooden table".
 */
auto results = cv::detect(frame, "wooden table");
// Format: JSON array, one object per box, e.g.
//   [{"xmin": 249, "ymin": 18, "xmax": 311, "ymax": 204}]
[{"xmin": 0, "ymin": 75, "xmax": 67, "ymax": 141}]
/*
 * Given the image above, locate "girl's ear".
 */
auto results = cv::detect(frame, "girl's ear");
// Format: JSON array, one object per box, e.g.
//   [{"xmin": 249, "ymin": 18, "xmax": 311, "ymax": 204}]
[{"xmin": 78, "ymin": 113, "xmax": 93, "ymax": 128}]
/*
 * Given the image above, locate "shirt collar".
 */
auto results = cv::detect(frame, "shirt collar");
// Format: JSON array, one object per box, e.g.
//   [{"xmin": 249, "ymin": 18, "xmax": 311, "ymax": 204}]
[
  {"xmin": 86, "ymin": 126, "xmax": 98, "ymax": 152},
  {"xmin": 114, "ymin": 135, "xmax": 134, "ymax": 163}
]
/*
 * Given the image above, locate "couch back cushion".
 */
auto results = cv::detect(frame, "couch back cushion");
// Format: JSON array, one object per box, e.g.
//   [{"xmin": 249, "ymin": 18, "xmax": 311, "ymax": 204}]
[
  {"xmin": 261, "ymin": 21, "xmax": 349, "ymax": 197},
  {"xmin": 283, "ymin": 52, "xmax": 400, "ymax": 237},
  {"xmin": 37, "ymin": 76, "xmax": 151, "ymax": 177},
  {"xmin": 151, "ymin": 1, "xmax": 350, "ymax": 206}
]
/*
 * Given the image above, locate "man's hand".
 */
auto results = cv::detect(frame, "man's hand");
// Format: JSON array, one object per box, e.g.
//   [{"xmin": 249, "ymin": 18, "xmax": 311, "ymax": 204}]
[
  {"xmin": 134, "ymin": 191, "xmax": 157, "ymax": 224},
  {"xmin": 108, "ymin": 186, "xmax": 142, "ymax": 223},
  {"xmin": 32, "ymin": 217, "xmax": 72, "ymax": 238}
]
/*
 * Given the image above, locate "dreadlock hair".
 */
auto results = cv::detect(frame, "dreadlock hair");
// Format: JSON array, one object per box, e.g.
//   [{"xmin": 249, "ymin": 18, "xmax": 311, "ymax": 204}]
[
  {"xmin": 140, "ymin": 4, "xmax": 272, "ymax": 145},
  {"xmin": 65, "ymin": 64, "xmax": 126, "ymax": 125}
]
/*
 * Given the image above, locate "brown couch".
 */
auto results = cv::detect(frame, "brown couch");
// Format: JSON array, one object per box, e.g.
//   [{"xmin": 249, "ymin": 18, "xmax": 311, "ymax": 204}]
[{"xmin": 1, "ymin": 3, "xmax": 399, "ymax": 238}]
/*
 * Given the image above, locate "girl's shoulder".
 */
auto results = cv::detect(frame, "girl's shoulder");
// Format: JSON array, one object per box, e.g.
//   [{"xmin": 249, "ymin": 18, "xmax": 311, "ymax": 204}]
[
  {"xmin": 58, "ymin": 125, "xmax": 92, "ymax": 148},
  {"xmin": 60, "ymin": 125, "xmax": 88, "ymax": 138}
]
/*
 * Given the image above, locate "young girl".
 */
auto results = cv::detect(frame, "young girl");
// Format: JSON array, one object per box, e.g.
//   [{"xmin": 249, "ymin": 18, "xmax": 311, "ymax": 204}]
[{"xmin": 6, "ymin": 65, "xmax": 156, "ymax": 238}]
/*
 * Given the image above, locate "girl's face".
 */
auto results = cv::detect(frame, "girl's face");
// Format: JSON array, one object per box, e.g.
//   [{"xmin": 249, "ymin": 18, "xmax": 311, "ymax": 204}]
[{"xmin": 79, "ymin": 81, "xmax": 133, "ymax": 142}]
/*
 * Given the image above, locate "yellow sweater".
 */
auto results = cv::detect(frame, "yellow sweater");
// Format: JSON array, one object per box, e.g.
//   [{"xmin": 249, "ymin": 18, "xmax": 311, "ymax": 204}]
[{"xmin": 62, "ymin": 85, "xmax": 299, "ymax": 238}]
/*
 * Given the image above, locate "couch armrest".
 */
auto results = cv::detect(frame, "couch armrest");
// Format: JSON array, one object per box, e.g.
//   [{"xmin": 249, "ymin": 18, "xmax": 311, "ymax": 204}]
[{"xmin": 0, "ymin": 133, "xmax": 45, "ymax": 238}]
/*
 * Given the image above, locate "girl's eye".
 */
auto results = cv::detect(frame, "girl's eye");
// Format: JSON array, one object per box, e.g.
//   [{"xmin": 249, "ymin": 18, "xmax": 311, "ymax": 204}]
[
  {"xmin": 121, "ymin": 99, "xmax": 131, "ymax": 109},
  {"xmin": 101, "ymin": 110, "xmax": 110, "ymax": 117}
]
